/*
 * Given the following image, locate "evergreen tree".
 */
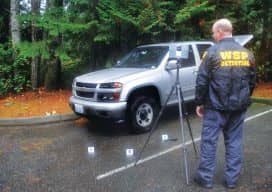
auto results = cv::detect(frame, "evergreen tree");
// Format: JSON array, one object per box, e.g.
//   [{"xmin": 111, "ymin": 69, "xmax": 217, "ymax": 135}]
[{"xmin": 0, "ymin": 0, "xmax": 271, "ymax": 95}]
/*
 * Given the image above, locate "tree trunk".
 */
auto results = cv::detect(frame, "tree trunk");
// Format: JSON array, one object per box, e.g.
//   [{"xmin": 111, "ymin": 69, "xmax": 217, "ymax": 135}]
[
  {"xmin": 257, "ymin": 0, "xmax": 272, "ymax": 81},
  {"xmin": 44, "ymin": 0, "xmax": 63, "ymax": 90},
  {"xmin": 10, "ymin": 0, "xmax": 21, "ymax": 82},
  {"xmin": 10, "ymin": 0, "xmax": 21, "ymax": 47},
  {"xmin": 31, "ymin": 0, "xmax": 40, "ymax": 89}
]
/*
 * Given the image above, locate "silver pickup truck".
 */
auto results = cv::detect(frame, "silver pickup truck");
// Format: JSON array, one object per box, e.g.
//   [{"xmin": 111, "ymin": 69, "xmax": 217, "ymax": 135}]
[{"xmin": 69, "ymin": 35, "xmax": 252, "ymax": 133}]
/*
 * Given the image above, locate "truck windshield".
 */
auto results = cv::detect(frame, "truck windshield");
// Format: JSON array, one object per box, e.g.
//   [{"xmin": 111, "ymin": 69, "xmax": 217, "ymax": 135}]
[{"xmin": 114, "ymin": 46, "xmax": 168, "ymax": 68}]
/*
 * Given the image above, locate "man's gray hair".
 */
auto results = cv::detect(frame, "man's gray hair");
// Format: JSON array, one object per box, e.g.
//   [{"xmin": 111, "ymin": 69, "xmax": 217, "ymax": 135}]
[{"xmin": 213, "ymin": 18, "xmax": 233, "ymax": 33}]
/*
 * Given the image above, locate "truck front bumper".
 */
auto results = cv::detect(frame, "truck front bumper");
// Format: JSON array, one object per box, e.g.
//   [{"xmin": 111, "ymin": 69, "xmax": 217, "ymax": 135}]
[{"xmin": 69, "ymin": 96, "xmax": 127, "ymax": 120}]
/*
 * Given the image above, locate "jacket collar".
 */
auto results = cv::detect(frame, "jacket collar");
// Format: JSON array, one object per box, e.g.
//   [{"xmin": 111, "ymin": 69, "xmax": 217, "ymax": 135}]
[{"xmin": 219, "ymin": 37, "xmax": 235, "ymax": 43}]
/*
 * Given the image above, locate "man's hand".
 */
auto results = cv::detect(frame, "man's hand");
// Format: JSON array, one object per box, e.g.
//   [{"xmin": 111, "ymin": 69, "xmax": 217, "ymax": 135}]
[{"xmin": 196, "ymin": 105, "xmax": 204, "ymax": 118}]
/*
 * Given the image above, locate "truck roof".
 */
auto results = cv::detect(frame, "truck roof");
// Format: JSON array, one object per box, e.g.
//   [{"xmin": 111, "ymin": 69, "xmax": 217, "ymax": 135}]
[
  {"xmin": 137, "ymin": 41, "xmax": 213, "ymax": 48},
  {"xmin": 137, "ymin": 34, "xmax": 253, "ymax": 48}
]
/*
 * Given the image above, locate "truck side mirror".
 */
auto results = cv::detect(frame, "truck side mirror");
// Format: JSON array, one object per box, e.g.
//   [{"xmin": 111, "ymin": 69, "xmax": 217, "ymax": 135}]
[{"xmin": 165, "ymin": 59, "xmax": 179, "ymax": 70}]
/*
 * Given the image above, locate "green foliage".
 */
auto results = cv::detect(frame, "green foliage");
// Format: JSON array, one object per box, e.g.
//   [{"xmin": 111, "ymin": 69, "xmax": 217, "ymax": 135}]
[
  {"xmin": 18, "ymin": 41, "xmax": 49, "ymax": 59},
  {"xmin": 244, "ymin": 0, "xmax": 272, "ymax": 78},
  {"xmin": 137, "ymin": 1, "xmax": 175, "ymax": 38},
  {"xmin": 0, "ymin": 43, "xmax": 30, "ymax": 96},
  {"xmin": 0, "ymin": 0, "xmax": 10, "ymax": 43},
  {"xmin": 1, "ymin": 0, "xmax": 271, "ymax": 95},
  {"xmin": 95, "ymin": 0, "xmax": 137, "ymax": 44},
  {"xmin": 13, "ymin": 56, "xmax": 31, "ymax": 93},
  {"xmin": 257, "ymin": 61, "xmax": 272, "ymax": 82},
  {"xmin": 95, "ymin": 0, "xmax": 177, "ymax": 44},
  {"xmin": 174, "ymin": 0, "xmax": 215, "ymax": 40},
  {"xmin": 175, "ymin": 1, "xmax": 215, "ymax": 24},
  {"xmin": 19, "ymin": 5, "xmax": 95, "ymax": 64}
]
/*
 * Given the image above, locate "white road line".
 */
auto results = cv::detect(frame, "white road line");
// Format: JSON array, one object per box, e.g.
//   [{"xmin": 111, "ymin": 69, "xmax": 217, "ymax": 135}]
[
  {"xmin": 96, "ymin": 138, "xmax": 201, "ymax": 180},
  {"xmin": 244, "ymin": 108, "xmax": 272, "ymax": 121},
  {"xmin": 96, "ymin": 137, "xmax": 200, "ymax": 180},
  {"xmin": 96, "ymin": 108, "xmax": 272, "ymax": 180}
]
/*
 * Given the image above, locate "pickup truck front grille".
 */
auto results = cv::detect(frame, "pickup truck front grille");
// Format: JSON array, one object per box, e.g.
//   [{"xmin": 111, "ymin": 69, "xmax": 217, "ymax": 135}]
[
  {"xmin": 76, "ymin": 82, "xmax": 97, "ymax": 88},
  {"xmin": 76, "ymin": 91, "xmax": 94, "ymax": 98},
  {"xmin": 74, "ymin": 82, "xmax": 97, "ymax": 99}
]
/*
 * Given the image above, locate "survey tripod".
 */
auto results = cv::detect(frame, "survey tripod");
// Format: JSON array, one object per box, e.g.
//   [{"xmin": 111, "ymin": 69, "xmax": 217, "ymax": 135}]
[{"xmin": 134, "ymin": 46, "xmax": 198, "ymax": 185}]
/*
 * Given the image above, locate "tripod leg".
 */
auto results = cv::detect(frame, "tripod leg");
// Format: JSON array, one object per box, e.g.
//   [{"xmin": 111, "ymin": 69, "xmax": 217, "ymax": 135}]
[
  {"xmin": 185, "ymin": 117, "xmax": 199, "ymax": 157},
  {"xmin": 134, "ymin": 84, "xmax": 177, "ymax": 166},
  {"xmin": 177, "ymin": 87, "xmax": 198, "ymax": 157},
  {"xmin": 176, "ymin": 84, "xmax": 189, "ymax": 185}
]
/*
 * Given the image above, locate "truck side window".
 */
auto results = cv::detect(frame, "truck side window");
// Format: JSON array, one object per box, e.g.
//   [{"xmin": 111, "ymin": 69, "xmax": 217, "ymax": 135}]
[
  {"xmin": 181, "ymin": 45, "xmax": 196, "ymax": 68},
  {"xmin": 196, "ymin": 44, "xmax": 212, "ymax": 60},
  {"xmin": 116, "ymin": 46, "xmax": 168, "ymax": 68}
]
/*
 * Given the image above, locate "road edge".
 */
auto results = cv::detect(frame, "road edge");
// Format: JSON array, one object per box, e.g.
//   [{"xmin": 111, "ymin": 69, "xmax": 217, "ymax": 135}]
[
  {"xmin": 251, "ymin": 97, "xmax": 272, "ymax": 105},
  {"xmin": 0, "ymin": 113, "xmax": 79, "ymax": 126}
]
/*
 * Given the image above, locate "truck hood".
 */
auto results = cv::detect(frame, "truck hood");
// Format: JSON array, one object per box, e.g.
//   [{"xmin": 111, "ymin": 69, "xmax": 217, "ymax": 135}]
[{"xmin": 75, "ymin": 67, "xmax": 150, "ymax": 83}]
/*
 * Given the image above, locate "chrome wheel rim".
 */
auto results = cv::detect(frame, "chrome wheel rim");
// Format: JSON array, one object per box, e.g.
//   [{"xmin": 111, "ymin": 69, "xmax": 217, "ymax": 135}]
[{"xmin": 135, "ymin": 103, "xmax": 153, "ymax": 127}]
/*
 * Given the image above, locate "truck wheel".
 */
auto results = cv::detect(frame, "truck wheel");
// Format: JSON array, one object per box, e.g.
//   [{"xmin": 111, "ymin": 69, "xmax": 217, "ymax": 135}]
[{"xmin": 129, "ymin": 96, "xmax": 159, "ymax": 133}]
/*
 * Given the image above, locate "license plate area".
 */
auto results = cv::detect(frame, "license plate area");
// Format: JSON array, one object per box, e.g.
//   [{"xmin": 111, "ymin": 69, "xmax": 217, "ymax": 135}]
[{"xmin": 74, "ymin": 104, "xmax": 84, "ymax": 114}]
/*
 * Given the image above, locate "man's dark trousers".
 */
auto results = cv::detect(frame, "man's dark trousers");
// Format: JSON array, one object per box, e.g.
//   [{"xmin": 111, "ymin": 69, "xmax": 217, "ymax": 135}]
[{"xmin": 196, "ymin": 108, "xmax": 247, "ymax": 185}]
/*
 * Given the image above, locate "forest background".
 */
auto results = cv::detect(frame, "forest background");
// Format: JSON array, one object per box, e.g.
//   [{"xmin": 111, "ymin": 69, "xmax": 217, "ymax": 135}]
[{"xmin": 1, "ymin": 0, "xmax": 272, "ymax": 97}]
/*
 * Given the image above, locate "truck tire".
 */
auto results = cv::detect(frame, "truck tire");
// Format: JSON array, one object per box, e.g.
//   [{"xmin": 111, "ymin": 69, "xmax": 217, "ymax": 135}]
[{"xmin": 129, "ymin": 96, "xmax": 159, "ymax": 133}]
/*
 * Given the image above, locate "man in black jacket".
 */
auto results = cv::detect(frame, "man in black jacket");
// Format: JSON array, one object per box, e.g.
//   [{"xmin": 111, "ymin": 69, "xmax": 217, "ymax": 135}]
[{"xmin": 194, "ymin": 18, "xmax": 256, "ymax": 189}]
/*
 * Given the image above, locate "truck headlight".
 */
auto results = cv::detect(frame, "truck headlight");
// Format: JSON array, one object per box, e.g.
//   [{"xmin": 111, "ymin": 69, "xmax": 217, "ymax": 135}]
[
  {"xmin": 99, "ymin": 82, "xmax": 122, "ymax": 89},
  {"xmin": 97, "ymin": 92, "xmax": 121, "ymax": 102},
  {"xmin": 72, "ymin": 79, "xmax": 76, "ymax": 95},
  {"xmin": 97, "ymin": 82, "xmax": 122, "ymax": 101}
]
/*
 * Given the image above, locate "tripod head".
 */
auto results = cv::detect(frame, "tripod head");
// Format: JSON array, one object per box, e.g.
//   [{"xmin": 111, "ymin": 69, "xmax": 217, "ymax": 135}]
[
  {"xmin": 166, "ymin": 44, "xmax": 190, "ymax": 82},
  {"xmin": 168, "ymin": 44, "xmax": 189, "ymax": 65}
]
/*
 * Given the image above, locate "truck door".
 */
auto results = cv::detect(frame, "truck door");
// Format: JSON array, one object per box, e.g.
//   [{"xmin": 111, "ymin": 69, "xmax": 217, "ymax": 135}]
[
  {"xmin": 162, "ymin": 44, "xmax": 197, "ymax": 104},
  {"xmin": 178, "ymin": 44, "xmax": 198, "ymax": 101}
]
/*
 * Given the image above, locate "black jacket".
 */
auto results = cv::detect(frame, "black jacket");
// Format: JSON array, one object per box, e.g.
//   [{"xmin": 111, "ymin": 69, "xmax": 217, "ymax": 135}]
[{"xmin": 195, "ymin": 38, "xmax": 256, "ymax": 111}]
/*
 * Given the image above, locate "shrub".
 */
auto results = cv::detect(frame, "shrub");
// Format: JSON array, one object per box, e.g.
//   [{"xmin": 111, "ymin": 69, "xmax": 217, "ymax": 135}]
[{"xmin": 0, "ymin": 43, "xmax": 31, "ymax": 97}]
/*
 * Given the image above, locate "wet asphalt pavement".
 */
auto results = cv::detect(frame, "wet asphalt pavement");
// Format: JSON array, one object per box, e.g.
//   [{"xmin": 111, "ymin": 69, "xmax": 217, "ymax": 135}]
[{"xmin": 0, "ymin": 103, "xmax": 272, "ymax": 192}]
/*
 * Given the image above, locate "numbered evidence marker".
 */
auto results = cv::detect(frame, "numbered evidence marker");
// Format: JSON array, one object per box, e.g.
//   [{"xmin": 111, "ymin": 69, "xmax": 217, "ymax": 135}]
[
  {"xmin": 126, "ymin": 149, "xmax": 134, "ymax": 156},
  {"xmin": 161, "ymin": 134, "xmax": 169, "ymax": 141},
  {"xmin": 88, "ymin": 146, "xmax": 95, "ymax": 154}
]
